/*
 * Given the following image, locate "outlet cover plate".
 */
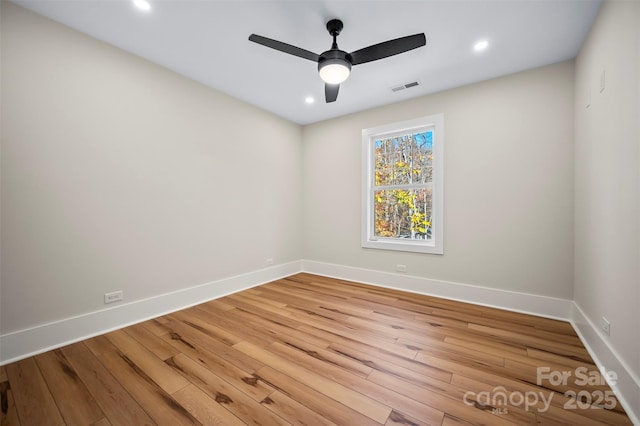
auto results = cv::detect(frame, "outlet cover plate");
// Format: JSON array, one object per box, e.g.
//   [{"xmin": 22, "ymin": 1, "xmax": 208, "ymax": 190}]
[{"xmin": 104, "ymin": 290, "xmax": 123, "ymax": 304}]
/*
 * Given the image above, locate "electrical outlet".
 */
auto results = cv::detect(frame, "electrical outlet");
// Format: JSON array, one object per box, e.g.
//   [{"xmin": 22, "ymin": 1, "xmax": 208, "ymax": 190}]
[
  {"xmin": 104, "ymin": 290, "xmax": 123, "ymax": 304},
  {"xmin": 396, "ymin": 264, "xmax": 407, "ymax": 273},
  {"xmin": 266, "ymin": 258, "xmax": 274, "ymax": 266},
  {"xmin": 602, "ymin": 316, "xmax": 610, "ymax": 336}
]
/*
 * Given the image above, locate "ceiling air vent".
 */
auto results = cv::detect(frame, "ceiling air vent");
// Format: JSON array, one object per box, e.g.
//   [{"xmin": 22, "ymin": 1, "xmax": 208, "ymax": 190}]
[{"xmin": 391, "ymin": 81, "xmax": 420, "ymax": 93}]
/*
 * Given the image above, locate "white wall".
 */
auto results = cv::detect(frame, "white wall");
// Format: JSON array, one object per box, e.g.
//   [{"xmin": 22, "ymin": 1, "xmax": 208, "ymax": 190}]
[
  {"xmin": 573, "ymin": 0, "xmax": 640, "ymax": 418},
  {"xmin": 302, "ymin": 61, "xmax": 575, "ymax": 300},
  {"xmin": 1, "ymin": 2, "xmax": 302, "ymax": 335}
]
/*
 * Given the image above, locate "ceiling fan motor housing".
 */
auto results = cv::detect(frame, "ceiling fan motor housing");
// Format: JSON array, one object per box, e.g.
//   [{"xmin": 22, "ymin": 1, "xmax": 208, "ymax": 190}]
[
  {"xmin": 318, "ymin": 49, "xmax": 352, "ymax": 84},
  {"xmin": 318, "ymin": 19, "xmax": 351, "ymax": 84},
  {"xmin": 318, "ymin": 50, "xmax": 352, "ymax": 72}
]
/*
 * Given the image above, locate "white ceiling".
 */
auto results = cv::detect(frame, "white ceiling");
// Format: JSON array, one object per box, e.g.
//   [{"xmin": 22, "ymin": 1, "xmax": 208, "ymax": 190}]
[{"xmin": 14, "ymin": 0, "xmax": 601, "ymax": 125}]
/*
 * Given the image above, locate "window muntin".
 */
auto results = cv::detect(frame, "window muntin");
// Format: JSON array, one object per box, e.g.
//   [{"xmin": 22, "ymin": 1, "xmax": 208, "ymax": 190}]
[{"xmin": 362, "ymin": 115, "xmax": 443, "ymax": 254}]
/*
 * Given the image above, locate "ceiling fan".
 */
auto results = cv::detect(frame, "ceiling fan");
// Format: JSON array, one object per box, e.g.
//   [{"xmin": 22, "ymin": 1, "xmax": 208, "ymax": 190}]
[{"xmin": 249, "ymin": 19, "xmax": 426, "ymax": 103}]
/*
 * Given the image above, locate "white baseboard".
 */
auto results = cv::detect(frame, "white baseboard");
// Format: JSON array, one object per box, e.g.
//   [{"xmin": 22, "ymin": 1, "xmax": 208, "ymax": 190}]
[
  {"xmin": 0, "ymin": 261, "xmax": 302, "ymax": 365},
  {"xmin": 301, "ymin": 260, "xmax": 573, "ymax": 320},
  {"xmin": 571, "ymin": 303, "xmax": 640, "ymax": 425}
]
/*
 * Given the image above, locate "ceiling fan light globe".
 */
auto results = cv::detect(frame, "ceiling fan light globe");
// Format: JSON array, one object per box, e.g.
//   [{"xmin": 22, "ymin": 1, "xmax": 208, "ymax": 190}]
[
  {"xmin": 133, "ymin": 0, "xmax": 151, "ymax": 11},
  {"xmin": 319, "ymin": 62, "xmax": 351, "ymax": 84}
]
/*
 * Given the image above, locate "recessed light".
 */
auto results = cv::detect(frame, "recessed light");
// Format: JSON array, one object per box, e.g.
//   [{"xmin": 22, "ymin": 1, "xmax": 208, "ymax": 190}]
[
  {"xmin": 133, "ymin": 0, "xmax": 151, "ymax": 11},
  {"xmin": 473, "ymin": 40, "xmax": 489, "ymax": 52},
  {"xmin": 304, "ymin": 96, "xmax": 315, "ymax": 104}
]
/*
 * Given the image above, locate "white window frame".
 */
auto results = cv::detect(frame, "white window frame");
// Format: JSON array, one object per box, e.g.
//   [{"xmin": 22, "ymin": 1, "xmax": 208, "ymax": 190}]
[{"xmin": 361, "ymin": 114, "xmax": 444, "ymax": 254}]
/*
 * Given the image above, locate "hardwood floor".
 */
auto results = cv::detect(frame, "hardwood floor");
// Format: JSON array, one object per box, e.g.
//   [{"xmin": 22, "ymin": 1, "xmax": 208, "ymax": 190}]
[{"xmin": 0, "ymin": 273, "xmax": 632, "ymax": 425}]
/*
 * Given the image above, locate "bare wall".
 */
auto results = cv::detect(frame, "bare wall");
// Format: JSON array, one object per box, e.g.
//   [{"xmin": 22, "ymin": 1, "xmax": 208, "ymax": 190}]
[
  {"xmin": 573, "ymin": 0, "xmax": 640, "ymax": 401},
  {"xmin": 302, "ymin": 60, "xmax": 575, "ymax": 299},
  {"xmin": 1, "ymin": 2, "xmax": 303, "ymax": 334}
]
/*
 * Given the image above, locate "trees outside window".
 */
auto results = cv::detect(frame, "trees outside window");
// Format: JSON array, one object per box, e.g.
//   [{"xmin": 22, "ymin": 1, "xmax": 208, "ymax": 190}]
[{"xmin": 362, "ymin": 114, "xmax": 444, "ymax": 254}]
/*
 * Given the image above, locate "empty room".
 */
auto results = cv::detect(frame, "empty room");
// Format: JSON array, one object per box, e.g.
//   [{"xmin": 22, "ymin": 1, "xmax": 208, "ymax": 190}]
[{"xmin": 1, "ymin": 0, "xmax": 639, "ymax": 424}]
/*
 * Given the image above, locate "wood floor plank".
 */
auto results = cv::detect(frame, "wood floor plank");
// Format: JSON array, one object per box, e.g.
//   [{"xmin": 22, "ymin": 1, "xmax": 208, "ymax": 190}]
[
  {"xmin": 345, "ymin": 313, "xmax": 447, "ymax": 344},
  {"xmin": 223, "ymin": 310, "xmax": 374, "ymax": 379},
  {"xmin": 5, "ymin": 358, "xmax": 64, "ymax": 426},
  {"xmin": 171, "ymin": 306, "xmax": 270, "ymax": 349},
  {"xmin": 223, "ymin": 292, "xmax": 297, "ymax": 322},
  {"xmin": 466, "ymin": 323, "xmax": 590, "ymax": 359},
  {"xmin": 280, "ymin": 301, "xmax": 356, "ymax": 326},
  {"xmin": 64, "ymin": 347, "xmax": 155, "ymax": 426},
  {"xmin": 524, "ymin": 347, "xmax": 596, "ymax": 369},
  {"xmin": 427, "ymin": 308, "xmax": 542, "ymax": 335},
  {"xmin": 224, "ymin": 304, "xmax": 334, "ymax": 350},
  {"xmin": 124, "ymin": 323, "xmax": 181, "ymax": 361},
  {"xmin": 255, "ymin": 366, "xmax": 381, "ymax": 426},
  {"xmin": 532, "ymin": 328, "xmax": 585, "ymax": 346},
  {"xmin": 384, "ymin": 410, "xmax": 432, "ymax": 426},
  {"xmin": 265, "ymin": 341, "xmax": 445, "ymax": 425},
  {"xmin": 228, "ymin": 309, "xmax": 371, "ymax": 377},
  {"xmin": 274, "ymin": 280, "xmax": 419, "ymax": 322},
  {"xmin": 159, "ymin": 323, "xmax": 276, "ymax": 402},
  {"xmin": 233, "ymin": 340, "xmax": 393, "ymax": 423},
  {"xmin": 366, "ymin": 306, "xmax": 469, "ymax": 334},
  {"xmin": 442, "ymin": 336, "xmax": 529, "ymax": 359},
  {"xmin": 204, "ymin": 299, "xmax": 236, "ymax": 313},
  {"xmin": 171, "ymin": 307, "xmax": 245, "ymax": 346},
  {"xmin": 166, "ymin": 353, "xmax": 290, "ymax": 426},
  {"xmin": 85, "ymin": 335, "xmax": 200, "ymax": 425},
  {"xmin": 287, "ymin": 308, "xmax": 400, "ymax": 347},
  {"xmin": 35, "ymin": 349, "xmax": 105, "ymax": 425},
  {"xmin": 318, "ymin": 291, "xmax": 437, "ymax": 322},
  {"xmin": 275, "ymin": 339, "xmax": 373, "ymax": 378},
  {"xmin": 171, "ymin": 384, "xmax": 245, "ymax": 425},
  {"xmin": 2, "ymin": 273, "xmax": 632, "ymax": 426},
  {"xmin": 298, "ymin": 322, "xmax": 418, "ymax": 360},
  {"xmin": 90, "ymin": 418, "xmax": 112, "ymax": 426},
  {"xmin": 59, "ymin": 341, "xmax": 90, "ymax": 357},
  {"xmin": 105, "ymin": 329, "xmax": 190, "ymax": 395},
  {"xmin": 161, "ymin": 316, "xmax": 266, "ymax": 373},
  {"xmin": 229, "ymin": 290, "xmax": 288, "ymax": 309},
  {"xmin": 0, "ymin": 379, "xmax": 20, "ymax": 426},
  {"xmin": 475, "ymin": 307, "xmax": 570, "ymax": 331},
  {"xmin": 395, "ymin": 336, "xmax": 505, "ymax": 368},
  {"xmin": 328, "ymin": 341, "xmax": 453, "ymax": 385},
  {"xmin": 435, "ymin": 306, "xmax": 579, "ymax": 346},
  {"xmin": 259, "ymin": 390, "xmax": 339, "ymax": 426},
  {"xmin": 441, "ymin": 414, "xmax": 479, "ymax": 426},
  {"xmin": 140, "ymin": 318, "xmax": 175, "ymax": 337}
]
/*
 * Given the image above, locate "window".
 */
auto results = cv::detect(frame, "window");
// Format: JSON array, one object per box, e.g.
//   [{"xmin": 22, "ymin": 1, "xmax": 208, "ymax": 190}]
[{"xmin": 362, "ymin": 114, "xmax": 444, "ymax": 254}]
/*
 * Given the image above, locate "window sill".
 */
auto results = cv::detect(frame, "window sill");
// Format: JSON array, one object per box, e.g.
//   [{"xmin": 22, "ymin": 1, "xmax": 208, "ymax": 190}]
[{"xmin": 362, "ymin": 239, "xmax": 443, "ymax": 254}]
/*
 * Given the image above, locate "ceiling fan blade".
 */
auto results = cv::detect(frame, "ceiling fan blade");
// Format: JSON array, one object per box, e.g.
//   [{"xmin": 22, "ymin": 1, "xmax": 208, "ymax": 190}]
[
  {"xmin": 349, "ymin": 33, "xmax": 426, "ymax": 66},
  {"xmin": 249, "ymin": 34, "xmax": 320, "ymax": 62},
  {"xmin": 325, "ymin": 84, "xmax": 340, "ymax": 103}
]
